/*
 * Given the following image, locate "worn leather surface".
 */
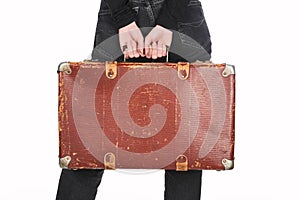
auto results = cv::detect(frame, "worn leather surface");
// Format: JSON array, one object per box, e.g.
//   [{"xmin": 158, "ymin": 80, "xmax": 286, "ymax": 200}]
[{"xmin": 58, "ymin": 62, "xmax": 235, "ymax": 170}]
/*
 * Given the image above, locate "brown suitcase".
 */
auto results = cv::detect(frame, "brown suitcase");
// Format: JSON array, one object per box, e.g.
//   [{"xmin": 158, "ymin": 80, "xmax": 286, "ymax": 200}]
[{"xmin": 58, "ymin": 61, "xmax": 235, "ymax": 171}]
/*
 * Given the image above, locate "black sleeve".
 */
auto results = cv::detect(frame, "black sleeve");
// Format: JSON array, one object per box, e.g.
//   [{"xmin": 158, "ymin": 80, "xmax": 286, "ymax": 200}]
[
  {"xmin": 156, "ymin": 0, "xmax": 191, "ymax": 30},
  {"xmin": 103, "ymin": 0, "xmax": 137, "ymax": 29}
]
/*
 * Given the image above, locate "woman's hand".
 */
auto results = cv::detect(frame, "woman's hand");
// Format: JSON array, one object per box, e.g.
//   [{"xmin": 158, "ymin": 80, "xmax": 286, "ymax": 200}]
[
  {"xmin": 144, "ymin": 25, "xmax": 173, "ymax": 59},
  {"xmin": 119, "ymin": 22, "xmax": 144, "ymax": 59}
]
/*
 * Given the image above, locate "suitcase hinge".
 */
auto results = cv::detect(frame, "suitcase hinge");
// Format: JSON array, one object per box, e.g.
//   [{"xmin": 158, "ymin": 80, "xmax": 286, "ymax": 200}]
[
  {"xmin": 176, "ymin": 155, "xmax": 188, "ymax": 171},
  {"xmin": 104, "ymin": 153, "xmax": 116, "ymax": 170},
  {"xmin": 177, "ymin": 62, "xmax": 190, "ymax": 80},
  {"xmin": 222, "ymin": 158, "xmax": 234, "ymax": 170},
  {"xmin": 222, "ymin": 64, "xmax": 235, "ymax": 77},
  {"xmin": 59, "ymin": 156, "xmax": 71, "ymax": 169},
  {"xmin": 105, "ymin": 61, "xmax": 118, "ymax": 79}
]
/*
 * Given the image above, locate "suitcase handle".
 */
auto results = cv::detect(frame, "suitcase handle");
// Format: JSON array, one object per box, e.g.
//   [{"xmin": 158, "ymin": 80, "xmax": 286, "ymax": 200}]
[
  {"xmin": 104, "ymin": 61, "xmax": 190, "ymax": 80},
  {"xmin": 123, "ymin": 45, "xmax": 169, "ymax": 62}
]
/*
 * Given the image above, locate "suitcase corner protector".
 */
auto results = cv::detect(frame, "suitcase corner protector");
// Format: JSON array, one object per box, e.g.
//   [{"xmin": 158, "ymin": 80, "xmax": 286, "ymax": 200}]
[
  {"xmin": 222, "ymin": 158, "xmax": 234, "ymax": 170},
  {"xmin": 59, "ymin": 156, "xmax": 71, "ymax": 169},
  {"xmin": 58, "ymin": 62, "xmax": 72, "ymax": 74},
  {"xmin": 222, "ymin": 64, "xmax": 235, "ymax": 77}
]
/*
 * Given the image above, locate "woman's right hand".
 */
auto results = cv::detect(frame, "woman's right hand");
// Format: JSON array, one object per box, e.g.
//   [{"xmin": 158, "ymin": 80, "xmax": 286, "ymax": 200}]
[{"xmin": 119, "ymin": 21, "xmax": 144, "ymax": 59}]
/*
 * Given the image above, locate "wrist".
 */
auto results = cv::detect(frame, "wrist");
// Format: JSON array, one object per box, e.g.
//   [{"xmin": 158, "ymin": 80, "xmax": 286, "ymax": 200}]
[{"xmin": 119, "ymin": 21, "xmax": 138, "ymax": 33}]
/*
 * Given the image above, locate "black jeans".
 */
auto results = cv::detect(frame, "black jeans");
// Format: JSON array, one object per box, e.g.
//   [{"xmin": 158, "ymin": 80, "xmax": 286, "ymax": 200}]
[
  {"xmin": 56, "ymin": 1, "xmax": 211, "ymax": 200},
  {"xmin": 56, "ymin": 169, "xmax": 202, "ymax": 200},
  {"xmin": 92, "ymin": 0, "xmax": 211, "ymax": 62}
]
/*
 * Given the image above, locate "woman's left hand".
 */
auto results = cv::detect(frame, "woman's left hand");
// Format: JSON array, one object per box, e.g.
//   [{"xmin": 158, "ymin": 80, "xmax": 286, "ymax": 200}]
[{"xmin": 144, "ymin": 25, "xmax": 173, "ymax": 59}]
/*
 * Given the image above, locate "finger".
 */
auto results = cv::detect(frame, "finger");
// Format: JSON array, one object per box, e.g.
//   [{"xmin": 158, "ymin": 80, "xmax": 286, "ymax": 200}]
[
  {"xmin": 125, "ymin": 50, "xmax": 129, "ymax": 60},
  {"xmin": 127, "ymin": 41, "xmax": 135, "ymax": 58},
  {"xmin": 131, "ymin": 40, "xmax": 140, "ymax": 58},
  {"xmin": 119, "ymin": 31, "xmax": 128, "ymax": 51},
  {"xmin": 144, "ymin": 35, "xmax": 152, "ymax": 57},
  {"xmin": 146, "ymin": 42, "xmax": 152, "ymax": 59},
  {"xmin": 151, "ymin": 41, "xmax": 158, "ymax": 59},
  {"xmin": 162, "ymin": 44, "xmax": 167, "ymax": 57},
  {"xmin": 129, "ymin": 30, "xmax": 142, "ymax": 58},
  {"xmin": 129, "ymin": 28, "xmax": 144, "ymax": 57},
  {"xmin": 144, "ymin": 38, "xmax": 151, "ymax": 59},
  {"xmin": 157, "ymin": 41, "xmax": 163, "ymax": 58},
  {"xmin": 120, "ymin": 42, "xmax": 129, "ymax": 59},
  {"xmin": 137, "ymin": 33, "xmax": 145, "ymax": 57},
  {"xmin": 122, "ymin": 44, "xmax": 128, "ymax": 53},
  {"xmin": 122, "ymin": 44, "xmax": 128, "ymax": 59}
]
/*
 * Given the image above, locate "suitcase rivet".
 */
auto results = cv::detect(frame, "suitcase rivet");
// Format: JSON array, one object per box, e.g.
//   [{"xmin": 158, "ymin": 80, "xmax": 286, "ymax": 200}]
[
  {"xmin": 179, "ymin": 70, "xmax": 187, "ymax": 79},
  {"xmin": 107, "ymin": 69, "xmax": 114, "ymax": 78}
]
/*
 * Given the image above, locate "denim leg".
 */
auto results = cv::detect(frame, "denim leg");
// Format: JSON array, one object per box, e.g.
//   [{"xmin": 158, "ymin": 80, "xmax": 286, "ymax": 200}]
[
  {"xmin": 165, "ymin": 170, "xmax": 202, "ymax": 200},
  {"xmin": 93, "ymin": 0, "xmax": 211, "ymax": 62},
  {"xmin": 56, "ymin": 169, "xmax": 104, "ymax": 200}
]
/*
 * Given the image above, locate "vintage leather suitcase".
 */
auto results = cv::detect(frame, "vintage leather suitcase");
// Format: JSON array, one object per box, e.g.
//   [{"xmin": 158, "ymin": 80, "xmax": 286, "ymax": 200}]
[{"xmin": 58, "ymin": 61, "xmax": 235, "ymax": 171}]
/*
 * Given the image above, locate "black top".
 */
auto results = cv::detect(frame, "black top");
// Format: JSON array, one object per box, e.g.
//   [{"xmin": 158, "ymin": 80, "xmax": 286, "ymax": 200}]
[{"xmin": 103, "ymin": 0, "xmax": 191, "ymax": 29}]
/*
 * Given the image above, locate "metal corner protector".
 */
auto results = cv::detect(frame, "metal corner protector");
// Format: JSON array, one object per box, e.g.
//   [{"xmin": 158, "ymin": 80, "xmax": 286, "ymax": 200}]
[
  {"xmin": 222, "ymin": 64, "xmax": 235, "ymax": 77},
  {"xmin": 59, "ymin": 156, "xmax": 71, "ymax": 169},
  {"xmin": 222, "ymin": 158, "xmax": 234, "ymax": 170},
  {"xmin": 58, "ymin": 62, "xmax": 72, "ymax": 75}
]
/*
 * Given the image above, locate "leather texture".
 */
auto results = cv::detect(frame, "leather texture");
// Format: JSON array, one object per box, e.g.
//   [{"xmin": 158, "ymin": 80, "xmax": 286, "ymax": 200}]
[{"xmin": 58, "ymin": 61, "xmax": 235, "ymax": 170}]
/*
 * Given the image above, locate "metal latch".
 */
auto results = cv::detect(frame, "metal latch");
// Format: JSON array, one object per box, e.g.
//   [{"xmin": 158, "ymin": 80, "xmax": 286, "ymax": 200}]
[
  {"xmin": 104, "ymin": 153, "xmax": 116, "ymax": 170},
  {"xmin": 105, "ymin": 61, "xmax": 118, "ymax": 79},
  {"xmin": 176, "ymin": 155, "xmax": 188, "ymax": 171},
  {"xmin": 177, "ymin": 62, "xmax": 190, "ymax": 80}
]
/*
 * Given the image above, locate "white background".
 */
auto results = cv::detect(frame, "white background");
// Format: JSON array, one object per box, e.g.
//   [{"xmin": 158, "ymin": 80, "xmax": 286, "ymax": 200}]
[{"xmin": 0, "ymin": 0, "xmax": 300, "ymax": 199}]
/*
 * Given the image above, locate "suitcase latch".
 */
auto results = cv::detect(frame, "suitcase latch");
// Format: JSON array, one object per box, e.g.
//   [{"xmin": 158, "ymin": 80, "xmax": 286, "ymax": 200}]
[
  {"xmin": 105, "ymin": 61, "xmax": 118, "ymax": 79},
  {"xmin": 176, "ymin": 155, "xmax": 188, "ymax": 171},
  {"xmin": 104, "ymin": 153, "xmax": 116, "ymax": 170},
  {"xmin": 177, "ymin": 62, "xmax": 190, "ymax": 80}
]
